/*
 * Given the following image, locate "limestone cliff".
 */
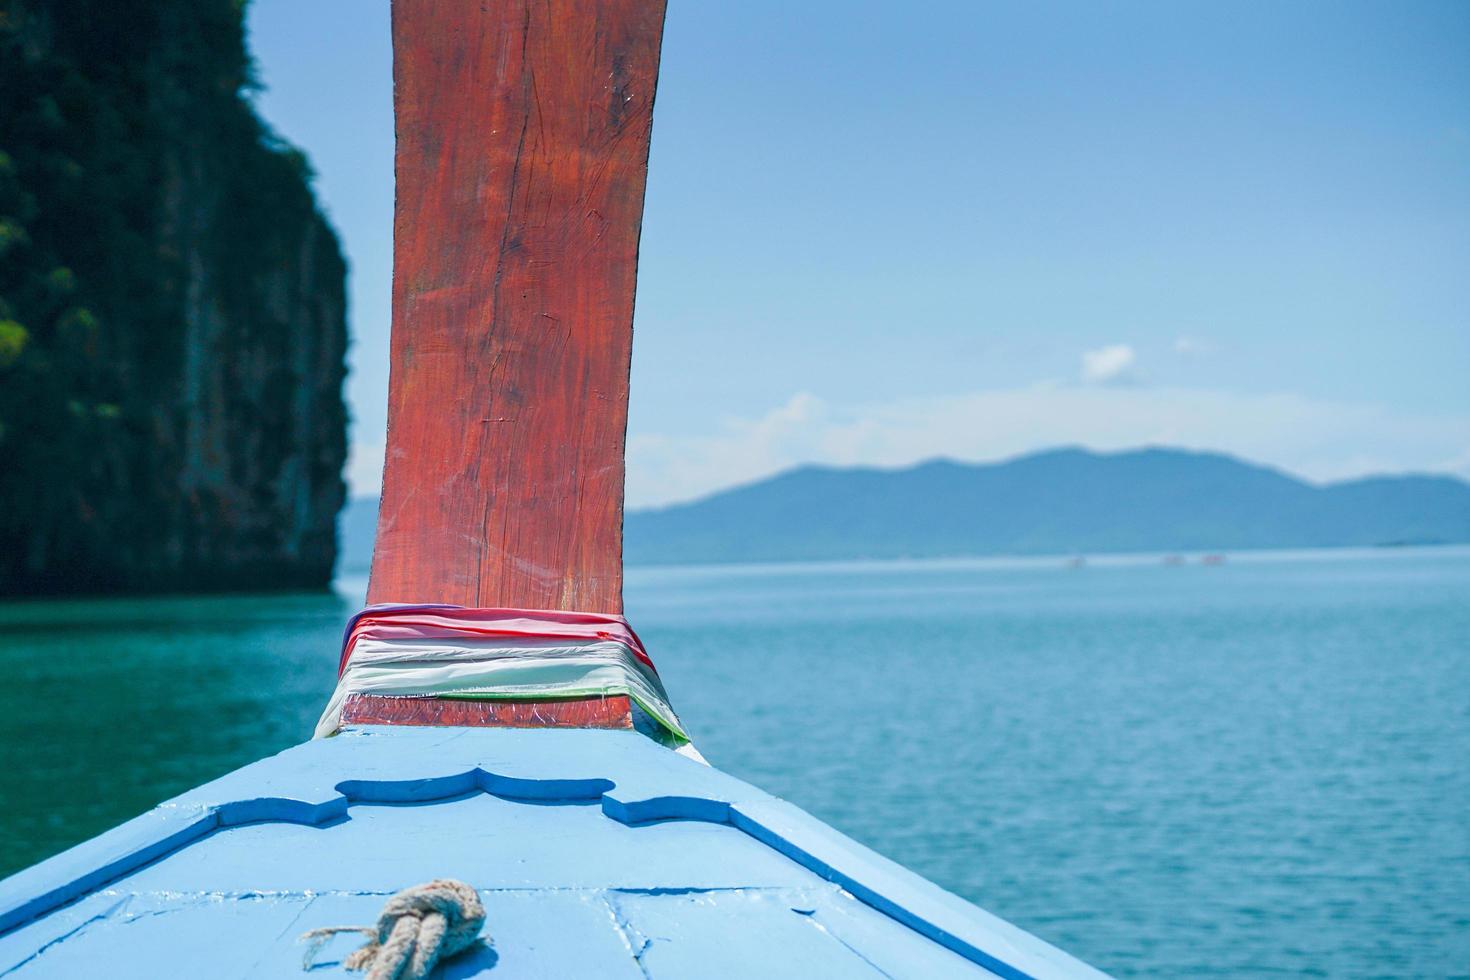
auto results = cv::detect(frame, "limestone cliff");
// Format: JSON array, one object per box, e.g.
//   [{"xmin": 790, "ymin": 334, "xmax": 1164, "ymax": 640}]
[{"xmin": 0, "ymin": 0, "xmax": 349, "ymax": 594}]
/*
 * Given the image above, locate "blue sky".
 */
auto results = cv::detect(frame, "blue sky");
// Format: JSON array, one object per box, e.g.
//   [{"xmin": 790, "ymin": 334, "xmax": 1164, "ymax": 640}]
[{"xmin": 247, "ymin": 0, "xmax": 1468, "ymax": 507}]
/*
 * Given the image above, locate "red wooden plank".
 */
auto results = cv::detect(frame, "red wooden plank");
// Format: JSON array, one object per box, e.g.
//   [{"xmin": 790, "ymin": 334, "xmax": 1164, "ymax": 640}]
[
  {"xmin": 369, "ymin": 0, "xmax": 668, "ymax": 612},
  {"xmin": 341, "ymin": 694, "xmax": 634, "ymax": 731}
]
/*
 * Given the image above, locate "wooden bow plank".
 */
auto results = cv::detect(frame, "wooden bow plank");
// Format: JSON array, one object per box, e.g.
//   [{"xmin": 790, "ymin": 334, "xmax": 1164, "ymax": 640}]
[{"xmin": 370, "ymin": 0, "xmax": 667, "ymax": 613}]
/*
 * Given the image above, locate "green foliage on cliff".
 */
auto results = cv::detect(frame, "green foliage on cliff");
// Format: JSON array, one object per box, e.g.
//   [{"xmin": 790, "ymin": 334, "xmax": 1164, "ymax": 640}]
[{"xmin": 0, "ymin": 0, "xmax": 349, "ymax": 594}]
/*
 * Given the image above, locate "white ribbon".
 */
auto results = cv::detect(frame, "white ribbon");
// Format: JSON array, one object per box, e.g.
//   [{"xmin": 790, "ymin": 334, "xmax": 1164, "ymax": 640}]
[{"xmin": 316, "ymin": 635, "xmax": 688, "ymax": 742}]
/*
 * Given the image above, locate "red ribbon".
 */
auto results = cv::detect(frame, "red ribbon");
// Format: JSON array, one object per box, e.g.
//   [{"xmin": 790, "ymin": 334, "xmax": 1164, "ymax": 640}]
[{"xmin": 339, "ymin": 604, "xmax": 658, "ymax": 677}]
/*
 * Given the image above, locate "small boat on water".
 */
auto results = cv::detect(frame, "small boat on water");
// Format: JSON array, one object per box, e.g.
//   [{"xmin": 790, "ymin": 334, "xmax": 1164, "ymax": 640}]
[{"xmin": 0, "ymin": 3, "xmax": 1107, "ymax": 976}]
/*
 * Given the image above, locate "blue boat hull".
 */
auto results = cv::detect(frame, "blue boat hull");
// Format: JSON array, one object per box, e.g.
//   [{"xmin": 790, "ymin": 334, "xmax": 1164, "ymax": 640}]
[{"xmin": 0, "ymin": 728, "xmax": 1107, "ymax": 978}]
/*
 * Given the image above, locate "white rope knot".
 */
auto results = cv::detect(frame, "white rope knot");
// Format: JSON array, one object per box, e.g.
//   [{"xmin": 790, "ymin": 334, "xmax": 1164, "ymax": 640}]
[{"xmin": 300, "ymin": 879, "xmax": 487, "ymax": 979}]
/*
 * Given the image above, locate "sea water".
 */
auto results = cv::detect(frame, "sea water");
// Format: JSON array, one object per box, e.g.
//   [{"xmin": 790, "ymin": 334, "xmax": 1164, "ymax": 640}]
[{"xmin": 1, "ymin": 547, "xmax": 1466, "ymax": 976}]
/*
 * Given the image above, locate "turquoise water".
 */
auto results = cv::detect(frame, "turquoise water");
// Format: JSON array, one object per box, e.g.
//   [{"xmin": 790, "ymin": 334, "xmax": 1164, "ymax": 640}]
[{"xmin": 2, "ymin": 548, "xmax": 1467, "ymax": 976}]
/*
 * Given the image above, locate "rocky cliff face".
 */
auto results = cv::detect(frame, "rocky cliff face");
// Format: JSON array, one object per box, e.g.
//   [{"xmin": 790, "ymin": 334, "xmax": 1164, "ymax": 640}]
[{"xmin": 0, "ymin": 0, "xmax": 349, "ymax": 594}]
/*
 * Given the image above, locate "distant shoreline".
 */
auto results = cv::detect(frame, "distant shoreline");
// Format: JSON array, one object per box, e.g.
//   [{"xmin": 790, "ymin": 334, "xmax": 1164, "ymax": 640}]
[
  {"xmin": 332, "ymin": 541, "xmax": 1470, "ymax": 590},
  {"xmin": 618, "ymin": 541, "xmax": 1470, "ymax": 577}
]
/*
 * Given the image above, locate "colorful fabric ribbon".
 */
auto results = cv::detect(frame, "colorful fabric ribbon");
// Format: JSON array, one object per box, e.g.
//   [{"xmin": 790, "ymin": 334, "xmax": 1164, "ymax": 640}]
[{"xmin": 316, "ymin": 605, "xmax": 686, "ymax": 742}]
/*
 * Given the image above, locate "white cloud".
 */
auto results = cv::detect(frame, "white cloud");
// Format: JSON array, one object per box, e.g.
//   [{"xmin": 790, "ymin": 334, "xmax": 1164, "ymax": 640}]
[
  {"xmin": 626, "ymin": 392, "xmax": 832, "ymax": 506},
  {"xmin": 348, "ymin": 384, "xmax": 1470, "ymax": 510},
  {"xmin": 624, "ymin": 385, "xmax": 1470, "ymax": 508},
  {"xmin": 1173, "ymin": 335, "xmax": 1219, "ymax": 357},
  {"xmin": 1080, "ymin": 344, "xmax": 1139, "ymax": 385}
]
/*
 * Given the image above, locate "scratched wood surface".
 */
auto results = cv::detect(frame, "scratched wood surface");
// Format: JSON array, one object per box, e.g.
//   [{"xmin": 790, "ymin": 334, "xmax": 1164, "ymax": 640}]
[
  {"xmin": 341, "ymin": 694, "xmax": 634, "ymax": 731},
  {"xmin": 369, "ymin": 0, "xmax": 668, "ymax": 612}
]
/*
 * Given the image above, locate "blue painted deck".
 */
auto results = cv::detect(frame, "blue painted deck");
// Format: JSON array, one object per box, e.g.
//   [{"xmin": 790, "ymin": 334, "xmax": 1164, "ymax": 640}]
[{"xmin": 0, "ymin": 728, "xmax": 1108, "ymax": 978}]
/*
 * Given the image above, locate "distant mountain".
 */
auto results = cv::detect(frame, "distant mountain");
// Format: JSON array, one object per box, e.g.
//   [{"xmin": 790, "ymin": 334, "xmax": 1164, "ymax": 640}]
[
  {"xmin": 338, "ymin": 493, "xmax": 381, "ymax": 575},
  {"xmin": 624, "ymin": 448, "xmax": 1470, "ymax": 564},
  {"xmin": 338, "ymin": 448, "xmax": 1470, "ymax": 572}
]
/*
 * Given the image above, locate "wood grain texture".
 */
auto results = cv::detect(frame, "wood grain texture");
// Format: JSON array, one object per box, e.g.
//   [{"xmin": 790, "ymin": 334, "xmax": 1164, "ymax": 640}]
[
  {"xmin": 341, "ymin": 694, "xmax": 634, "ymax": 730},
  {"xmin": 369, "ymin": 0, "xmax": 668, "ymax": 611}
]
